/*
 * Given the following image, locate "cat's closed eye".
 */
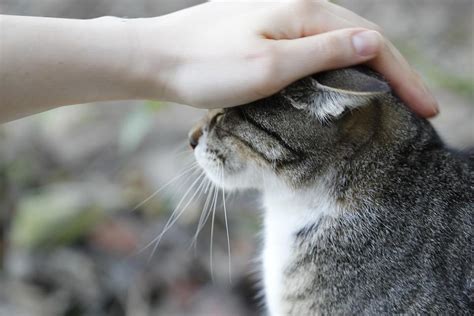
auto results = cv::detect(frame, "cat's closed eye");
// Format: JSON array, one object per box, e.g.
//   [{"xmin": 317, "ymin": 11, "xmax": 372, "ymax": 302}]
[{"xmin": 191, "ymin": 66, "xmax": 473, "ymax": 315}]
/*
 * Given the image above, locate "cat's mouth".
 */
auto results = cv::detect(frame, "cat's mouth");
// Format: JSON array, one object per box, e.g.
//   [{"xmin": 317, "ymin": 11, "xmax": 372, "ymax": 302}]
[
  {"xmin": 190, "ymin": 107, "xmax": 310, "ymax": 191},
  {"xmin": 191, "ymin": 127, "xmax": 268, "ymax": 191},
  {"xmin": 192, "ymin": 132, "xmax": 314, "ymax": 193}
]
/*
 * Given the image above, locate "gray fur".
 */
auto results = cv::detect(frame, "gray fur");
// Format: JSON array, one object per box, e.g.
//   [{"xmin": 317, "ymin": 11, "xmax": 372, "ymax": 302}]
[{"xmin": 191, "ymin": 66, "xmax": 473, "ymax": 315}]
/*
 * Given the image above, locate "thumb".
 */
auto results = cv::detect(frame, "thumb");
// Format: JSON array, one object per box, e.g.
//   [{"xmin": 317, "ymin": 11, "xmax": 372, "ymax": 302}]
[{"xmin": 275, "ymin": 28, "xmax": 383, "ymax": 83}]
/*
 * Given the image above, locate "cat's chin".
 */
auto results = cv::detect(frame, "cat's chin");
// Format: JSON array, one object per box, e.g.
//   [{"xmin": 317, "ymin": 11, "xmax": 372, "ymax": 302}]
[
  {"xmin": 200, "ymin": 163, "xmax": 263, "ymax": 191},
  {"xmin": 194, "ymin": 152, "xmax": 263, "ymax": 191},
  {"xmin": 194, "ymin": 136, "xmax": 263, "ymax": 191}
]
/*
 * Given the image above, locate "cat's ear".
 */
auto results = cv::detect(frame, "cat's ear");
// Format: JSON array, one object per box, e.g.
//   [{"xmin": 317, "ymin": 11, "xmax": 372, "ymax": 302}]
[{"xmin": 282, "ymin": 68, "xmax": 390, "ymax": 122}]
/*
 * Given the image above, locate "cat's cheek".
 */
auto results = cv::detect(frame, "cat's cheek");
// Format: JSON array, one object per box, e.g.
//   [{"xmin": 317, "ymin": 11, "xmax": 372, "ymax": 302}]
[
  {"xmin": 193, "ymin": 134, "xmax": 262, "ymax": 190},
  {"xmin": 193, "ymin": 138, "xmax": 228, "ymax": 187},
  {"xmin": 194, "ymin": 149, "xmax": 258, "ymax": 190},
  {"xmin": 194, "ymin": 143, "xmax": 218, "ymax": 180}
]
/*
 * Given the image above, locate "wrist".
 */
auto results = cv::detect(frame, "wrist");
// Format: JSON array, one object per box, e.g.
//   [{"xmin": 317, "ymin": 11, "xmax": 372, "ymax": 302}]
[
  {"xmin": 125, "ymin": 16, "xmax": 184, "ymax": 103},
  {"xmin": 86, "ymin": 16, "xmax": 147, "ymax": 101}
]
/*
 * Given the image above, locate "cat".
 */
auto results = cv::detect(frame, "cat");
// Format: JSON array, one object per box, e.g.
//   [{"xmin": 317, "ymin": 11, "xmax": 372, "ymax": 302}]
[{"xmin": 189, "ymin": 66, "xmax": 473, "ymax": 315}]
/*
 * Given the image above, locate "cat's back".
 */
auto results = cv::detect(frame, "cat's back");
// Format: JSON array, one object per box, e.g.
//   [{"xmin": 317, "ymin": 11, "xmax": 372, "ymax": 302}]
[
  {"xmin": 282, "ymin": 97, "xmax": 474, "ymax": 315},
  {"xmin": 348, "ymin": 104, "xmax": 473, "ymax": 313}
]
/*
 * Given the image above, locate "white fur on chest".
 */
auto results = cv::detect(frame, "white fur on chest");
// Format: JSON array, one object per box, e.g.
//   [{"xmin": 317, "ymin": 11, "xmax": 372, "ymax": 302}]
[{"xmin": 262, "ymin": 185, "xmax": 338, "ymax": 316}]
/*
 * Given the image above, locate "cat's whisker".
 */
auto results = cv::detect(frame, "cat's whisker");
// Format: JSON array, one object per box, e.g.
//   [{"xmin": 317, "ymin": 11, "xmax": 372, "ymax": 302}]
[
  {"xmin": 170, "ymin": 142, "xmax": 192, "ymax": 156},
  {"xmin": 138, "ymin": 170, "xmax": 206, "ymax": 259},
  {"xmin": 221, "ymin": 163, "xmax": 232, "ymax": 283},
  {"xmin": 169, "ymin": 143, "xmax": 194, "ymax": 162},
  {"xmin": 146, "ymin": 173, "xmax": 207, "ymax": 262},
  {"xmin": 176, "ymin": 66, "xmax": 472, "ymax": 314},
  {"xmin": 156, "ymin": 170, "xmax": 206, "ymax": 232},
  {"xmin": 159, "ymin": 171, "xmax": 207, "ymax": 236},
  {"xmin": 173, "ymin": 148, "xmax": 194, "ymax": 159},
  {"xmin": 189, "ymin": 178, "xmax": 214, "ymax": 251},
  {"xmin": 190, "ymin": 181, "xmax": 219, "ymax": 255},
  {"xmin": 209, "ymin": 167, "xmax": 221, "ymax": 281},
  {"xmin": 166, "ymin": 167, "xmax": 202, "ymax": 206},
  {"xmin": 194, "ymin": 178, "xmax": 211, "ymax": 223},
  {"xmin": 132, "ymin": 161, "xmax": 200, "ymax": 211},
  {"xmin": 200, "ymin": 184, "xmax": 217, "ymax": 231}
]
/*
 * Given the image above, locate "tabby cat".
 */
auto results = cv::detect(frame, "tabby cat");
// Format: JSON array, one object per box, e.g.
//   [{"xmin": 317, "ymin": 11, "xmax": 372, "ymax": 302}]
[{"xmin": 189, "ymin": 67, "xmax": 473, "ymax": 315}]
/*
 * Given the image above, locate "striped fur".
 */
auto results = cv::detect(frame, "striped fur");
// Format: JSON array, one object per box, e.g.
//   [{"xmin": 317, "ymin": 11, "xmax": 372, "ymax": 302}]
[{"xmin": 191, "ymin": 67, "xmax": 473, "ymax": 315}]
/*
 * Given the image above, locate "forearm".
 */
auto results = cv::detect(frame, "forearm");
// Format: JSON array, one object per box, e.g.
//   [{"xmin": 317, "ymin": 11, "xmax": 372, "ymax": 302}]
[
  {"xmin": 0, "ymin": 15, "xmax": 145, "ymax": 122},
  {"xmin": 0, "ymin": 2, "xmax": 438, "ymax": 123}
]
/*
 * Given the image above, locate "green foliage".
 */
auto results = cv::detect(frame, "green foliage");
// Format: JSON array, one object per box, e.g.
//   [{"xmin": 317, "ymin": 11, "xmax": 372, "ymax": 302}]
[
  {"xmin": 146, "ymin": 100, "xmax": 166, "ymax": 111},
  {"xmin": 11, "ymin": 188, "xmax": 105, "ymax": 250},
  {"xmin": 395, "ymin": 41, "xmax": 474, "ymax": 102}
]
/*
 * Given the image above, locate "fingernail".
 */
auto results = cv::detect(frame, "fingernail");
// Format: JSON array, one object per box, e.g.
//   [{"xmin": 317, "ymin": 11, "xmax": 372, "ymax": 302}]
[
  {"xmin": 429, "ymin": 96, "xmax": 440, "ymax": 115},
  {"xmin": 352, "ymin": 30, "xmax": 380, "ymax": 56},
  {"xmin": 430, "ymin": 100, "xmax": 440, "ymax": 116},
  {"xmin": 421, "ymin": 83, "xmax": 440, "ymax": 116}
]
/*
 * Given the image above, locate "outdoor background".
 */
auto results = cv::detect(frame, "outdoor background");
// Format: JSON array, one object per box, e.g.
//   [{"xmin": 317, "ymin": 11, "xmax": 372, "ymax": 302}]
[{"xmin": 0, "ymin": 1, "xmax": 473, "ymax": 316}]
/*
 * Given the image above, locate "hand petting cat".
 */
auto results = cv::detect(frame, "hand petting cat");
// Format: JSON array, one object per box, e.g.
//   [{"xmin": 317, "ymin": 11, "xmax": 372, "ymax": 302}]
[{"xmin": 0, "ymin": 0, "xmax": 438, "ymax": 123}]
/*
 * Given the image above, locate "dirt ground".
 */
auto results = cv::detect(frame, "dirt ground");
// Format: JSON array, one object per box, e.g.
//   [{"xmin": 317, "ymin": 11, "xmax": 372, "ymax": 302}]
[{"xmin": 0, "ymin": 1, "xmax": 472, "ymax": 316}]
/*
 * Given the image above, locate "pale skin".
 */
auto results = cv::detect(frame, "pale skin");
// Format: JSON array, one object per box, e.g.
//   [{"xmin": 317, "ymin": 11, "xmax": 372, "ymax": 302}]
[{"xmin": 0, "ymin": 0, "xmax": 439, "ymax": 123}]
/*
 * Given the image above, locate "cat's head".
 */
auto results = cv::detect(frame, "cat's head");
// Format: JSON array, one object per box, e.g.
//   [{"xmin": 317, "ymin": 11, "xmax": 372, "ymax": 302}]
[{"xmin": 190, "ymin": 67, "xmax": 401, "ymax": 192}]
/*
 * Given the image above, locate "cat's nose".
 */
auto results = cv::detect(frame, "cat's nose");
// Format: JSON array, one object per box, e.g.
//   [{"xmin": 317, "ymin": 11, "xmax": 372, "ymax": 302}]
[{"xmin": 189, "ymin": 127, "xmax": 203, "ymax": 150}]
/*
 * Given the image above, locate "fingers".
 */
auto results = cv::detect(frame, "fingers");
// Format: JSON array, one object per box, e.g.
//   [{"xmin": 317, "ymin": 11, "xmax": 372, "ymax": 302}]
[
  {"xmin": 319, "ymin": 2, "xmax": 439, "ymax": 117},
  {"xmin": 366, "ymin": 41, "xmax": 439, "ymax": 117},
  {"xmin": 204, "ymin": 0, "xmax": 439, "ymax": 116},
  {"xmin": 271, "ymin": 0, "xmax": 439, "ymax": 117},
  {"xmin": 275, "ymin": 28, "xmax": 382, "ymax": 83}
]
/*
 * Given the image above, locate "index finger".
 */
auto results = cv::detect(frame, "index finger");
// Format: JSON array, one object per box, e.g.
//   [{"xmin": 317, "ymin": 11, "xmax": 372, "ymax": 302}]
[
  {"xmin": 288, "ymin": 0, "xmax": 440, "ymax": 117},
  {"xmin": 318, "ymin": 1, "xmax": 440, "ymax": 117},
  {"xmin": 367, "ymin": 39, "xmax": 439, "ymax": 117}
]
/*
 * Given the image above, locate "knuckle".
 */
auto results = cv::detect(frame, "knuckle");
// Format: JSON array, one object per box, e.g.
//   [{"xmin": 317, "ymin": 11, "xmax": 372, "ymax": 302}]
[
  {"xmin": 314, "ymin": 34, "xmax": 348, "ymax": 65},
  {"xmin": 319, "ymin": 34, "xmax": 343, "ymax": 56}
]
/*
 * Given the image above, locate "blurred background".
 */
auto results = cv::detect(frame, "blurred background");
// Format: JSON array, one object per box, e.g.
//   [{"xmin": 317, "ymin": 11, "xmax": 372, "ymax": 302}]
[{"xmin": 0, "ymin": 1, "xmax": 472, "ymax": 315}]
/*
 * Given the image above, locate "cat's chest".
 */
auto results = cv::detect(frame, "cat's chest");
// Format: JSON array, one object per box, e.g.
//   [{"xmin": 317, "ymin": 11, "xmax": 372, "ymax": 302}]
[{"xmin": 262, "ymin": 191, "xmax": 337, "ymax": 316}]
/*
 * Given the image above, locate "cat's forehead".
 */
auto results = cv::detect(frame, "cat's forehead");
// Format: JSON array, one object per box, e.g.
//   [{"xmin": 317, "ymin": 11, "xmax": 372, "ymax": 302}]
[{"xmin": 234, "ymin": 97, "xmax": 307, "ymax": 128}]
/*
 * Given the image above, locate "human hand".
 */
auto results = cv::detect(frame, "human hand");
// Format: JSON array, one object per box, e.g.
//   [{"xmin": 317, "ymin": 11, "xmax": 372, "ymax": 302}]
[{"xmin": 131, "ymin": 0, "xmax": 438, "ymax": 117}]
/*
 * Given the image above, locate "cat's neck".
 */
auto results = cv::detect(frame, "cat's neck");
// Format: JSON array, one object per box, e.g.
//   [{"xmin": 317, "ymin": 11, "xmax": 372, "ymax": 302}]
[
  {"xmin": 262, "ymin": 181, "xmax": 339, "ymax": 233},
  {"xmin": 261, "ymin": 180, "xmax": 342, "ymax": 315}
]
